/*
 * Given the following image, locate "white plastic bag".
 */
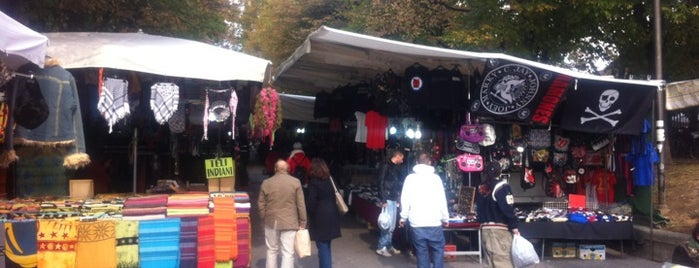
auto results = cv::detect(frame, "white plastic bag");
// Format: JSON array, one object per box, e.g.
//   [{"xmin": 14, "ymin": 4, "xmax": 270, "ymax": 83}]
[
  {"xmin": 511, "ymin": 235, "xmax": 539, "ymax": 268},
  {"xmin": 294, "ymin": 229, "xmax": 311, "ymax": 258},
  {"xmin": 377, "ymin": 207, "xmax": 391, "ymax": 230}
]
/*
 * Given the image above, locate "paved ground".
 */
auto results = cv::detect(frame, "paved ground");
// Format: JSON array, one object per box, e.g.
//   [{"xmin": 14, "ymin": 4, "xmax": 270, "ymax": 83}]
[{"xmin": 244, "ymin": 164, "xmax": 663, "ymax": 268}]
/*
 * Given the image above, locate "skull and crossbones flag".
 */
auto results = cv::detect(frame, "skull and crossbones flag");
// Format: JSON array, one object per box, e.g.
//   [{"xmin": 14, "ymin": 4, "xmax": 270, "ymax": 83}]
[
  {"xmin": 470, "ymin": 59, "xmax": 573, "ymax": 125},
  {"xmin": 559, "ymin": 79, "xmax": 655, "ymax": 134}
]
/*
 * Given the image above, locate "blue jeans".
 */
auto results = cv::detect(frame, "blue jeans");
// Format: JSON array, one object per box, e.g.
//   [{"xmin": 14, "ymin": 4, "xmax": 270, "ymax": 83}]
[
  {"xmin": 410, "ymin": 226, "xmax": 445, "ymax": 268},
  {"xmin": 377, "ymin": 200, "xmax": 397, "ymax": 250},
  {"xmin": 316, "ymin": 240, "xmax": 332, "ymax": 268}
]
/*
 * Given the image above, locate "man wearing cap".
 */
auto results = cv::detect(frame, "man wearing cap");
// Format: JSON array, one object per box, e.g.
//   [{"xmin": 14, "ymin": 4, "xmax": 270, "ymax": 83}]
[{"xmin": 476, "ymin": 161, "xmax": 519, "ymax": 268}]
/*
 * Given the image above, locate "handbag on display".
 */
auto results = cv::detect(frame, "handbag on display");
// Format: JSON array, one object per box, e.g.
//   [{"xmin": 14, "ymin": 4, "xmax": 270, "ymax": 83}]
[
  {"xmin": 329, "ymin": 176, "xmax": 349, "ymax": 215},
  {"xmin": 459, "ymin": 112, "xmax": 485, "ymax": 143},
  {"xmin": 456, "ymin": 139, "xmax": 481, "ymax": 154},
  {"xmin": 456, "ymin": 153, "xmax": 484, "ymax": 172},
  {"xmin": 527, "ymin": 128, "xmax": 551, "ymax": 149},
  {"xmin": 478, "ymin": 123, "xmax": 496, "ymax": 147}
]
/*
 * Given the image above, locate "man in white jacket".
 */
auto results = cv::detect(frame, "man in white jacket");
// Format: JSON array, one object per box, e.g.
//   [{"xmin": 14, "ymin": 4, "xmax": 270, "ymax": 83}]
[{"xmin": 399, "ymin": 152, "xmax": 449, "ymax": 268}]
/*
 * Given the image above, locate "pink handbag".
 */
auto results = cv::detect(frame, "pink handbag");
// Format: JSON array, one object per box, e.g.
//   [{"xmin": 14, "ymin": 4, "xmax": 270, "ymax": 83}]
[
  {"xmin": 456, "ymin": 153, "xmax": 484, "ymax": 172},
  {"xmin": 459, "ymin": 113, "xmax": 485, "ymax": 143}
]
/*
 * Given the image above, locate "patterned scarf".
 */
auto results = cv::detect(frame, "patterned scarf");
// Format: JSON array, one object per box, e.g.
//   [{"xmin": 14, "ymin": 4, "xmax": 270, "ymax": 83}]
[
  {"xmin": 5, "ymin": 220, "xmax": 37, "ymax": 268},
  {"xmin": 202, "ymin": 88, "xmax": 236, "ymax": 141},
  {"xmin": 139, "ymin": 218, "xmax": 180, "ymax": 268},
  {"xmin": 233, "ymin": 216, "xmax": 251, "ymax": 268},
  {"xmin": 197, "ymin": 215, "xmax": 215, "ymax": 268},
  {"xmin": 37, "ymin": 219, "xmax": 77, "ymax": 268},
  {"xmin": 98, "ymin": 77, "xmax": 130, "ymax": 133},
  {"xmin": 213, "ymin": 197, "xmax": 237, "ymax": 262},
  {"xmin": 115, "ymin": 220, "xmax": 139, "ymax": 268},
  {"xmin": 168, "ymin": 103, "xmax": 186, "ymax": 134},
  {"xmin": 180, "ymin": 217, "xmax": 198, "ymax": 268},
  {"xmin": 150, "ymin": 82, "xmax": 180, "ymax": 125},
  {"xmin": 75, "ymin": 220, "xmax": 116, "ymax": 268}
]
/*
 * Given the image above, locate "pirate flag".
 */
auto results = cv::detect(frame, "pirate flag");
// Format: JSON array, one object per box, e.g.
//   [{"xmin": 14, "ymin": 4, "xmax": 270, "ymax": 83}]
[
  {"xmin": 470, "ymin": 59, "xmax": 573, "ymax": 125},
  {"xmin": 559, "ymin": 79, "xmax": 655, "ymax": 134}
]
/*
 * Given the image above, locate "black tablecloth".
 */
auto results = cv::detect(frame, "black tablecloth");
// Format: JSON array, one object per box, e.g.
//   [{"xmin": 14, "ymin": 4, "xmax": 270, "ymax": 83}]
[{"xmin": 519, "ymin": 221, "xmax": 634, "ymax": 240}]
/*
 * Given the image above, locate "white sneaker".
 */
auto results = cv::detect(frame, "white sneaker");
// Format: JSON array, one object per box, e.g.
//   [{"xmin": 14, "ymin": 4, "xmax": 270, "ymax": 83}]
[
  {"xmin": 375, "ymin": 247, "xmax": 392, "ymax": 257},
  {"xmin": 389, "ymin": 247, "xmax": 401, "ymax": 255}
]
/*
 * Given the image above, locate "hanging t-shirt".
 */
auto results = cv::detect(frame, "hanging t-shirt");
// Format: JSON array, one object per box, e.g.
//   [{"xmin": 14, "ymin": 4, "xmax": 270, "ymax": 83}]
[
  {"xmin": 365, "ymin": 110, "xmax": 387, "ymax": 149},
  {"xmin": 626, "ymin": 141, "xmax": 659, "ymax": 186},
  {"xmin": 403, "ymin": 63, "xmax": 431, "ymax": 107},
  {"xmin": 591, "ymin": 169, "xmax": 617, "ymax": 204},
  {"xmin": 354, "ymin": 111, "xmax": 367, "ymax": 143}
]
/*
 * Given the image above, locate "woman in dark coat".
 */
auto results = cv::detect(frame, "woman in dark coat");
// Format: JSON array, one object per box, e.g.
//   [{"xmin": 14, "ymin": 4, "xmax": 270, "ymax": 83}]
[{"xmin": 306, "ymin": 158, "xmax": 342, "ymax": 268}]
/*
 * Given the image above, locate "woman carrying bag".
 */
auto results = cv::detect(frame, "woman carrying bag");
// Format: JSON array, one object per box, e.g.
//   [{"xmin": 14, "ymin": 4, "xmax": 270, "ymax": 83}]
[{"xmin": 306, "ymin": 158, "xmax": 342, "ymax": 268}]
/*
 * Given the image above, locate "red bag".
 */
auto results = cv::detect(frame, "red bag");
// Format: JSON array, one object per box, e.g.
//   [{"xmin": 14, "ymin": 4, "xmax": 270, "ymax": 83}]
[{"xmin": 456, "ymin": 153, "xmax": 484, "ymax": 172}]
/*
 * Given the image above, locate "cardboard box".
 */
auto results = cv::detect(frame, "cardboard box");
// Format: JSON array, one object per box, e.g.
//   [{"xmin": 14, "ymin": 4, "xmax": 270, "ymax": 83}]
[
  {"xmin": 578, "ymin": 244, "xmax": 605, "ymax": 260},
  {"xmin": 69, "ymin": 179, "xmax": 94, "ymax": 199},
  {"xmin": 551, "ymin": 242, "xmax": 576, "ymax": 258},
  {"xmin": 444, "ymin": 244, "xmax": 457, "ymax": 261},
  {"xmin": 208, "ymin": 176, "xmax": 235, "ymax": 192}
]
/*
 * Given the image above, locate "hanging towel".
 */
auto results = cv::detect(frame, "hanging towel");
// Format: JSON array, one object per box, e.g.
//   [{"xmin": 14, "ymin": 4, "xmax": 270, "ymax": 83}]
[
  {"xmin": 115, "ymin": 220, "xmax": 139, "ymax": 268},
  {"xmin": 197, "ymin": 215, "xmax": 215, "ymax": 268},
  {"xmin": 150, "ymin": 82, "xmax": 180, "ymax": 125},
  {"xmin": 75, "ymin": 220, "xmax": 116, "ymax": 268},
  {"xmin": 37, "ymin": 219, "xmax": 77, "ymax": 268},
  {"xmin": 5, "ymin": 220, "xmax": 37, "ymax": 268},
  {"xmin": 98, "ymin": 77, "xmax": 129, "ymax": 133},
  {"xmin": 139, "ymin": 218, "xmax": 180, "ymax": 268},
  {"xmin": 180, "ymin": 217, "xmax": 198, "ymax": 268}
]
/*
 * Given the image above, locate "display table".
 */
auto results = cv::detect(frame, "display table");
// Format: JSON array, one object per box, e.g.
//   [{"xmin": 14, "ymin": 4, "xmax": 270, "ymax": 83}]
[
  {"xmin": 519, "ymin": 221, "xmax": 634, "ymax": 260},
  {"xmin": 349, "ymin": 190, "xmax": 381, "ymax": 228},
  {"xmin": 444, "ymin": 222, "xmax": 482, "ymax": 264}
]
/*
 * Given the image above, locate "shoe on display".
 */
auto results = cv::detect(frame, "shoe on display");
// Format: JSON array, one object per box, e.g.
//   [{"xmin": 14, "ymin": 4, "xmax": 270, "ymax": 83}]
[{"xmin": 375, "ymin": 247, "xmax": 392, "ymax": 257}]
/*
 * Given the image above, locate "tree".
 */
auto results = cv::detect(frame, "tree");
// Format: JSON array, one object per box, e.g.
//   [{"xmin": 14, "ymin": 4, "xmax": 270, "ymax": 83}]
[{"xmin": 4, "ymin": 0, "xmax": 236, "ymax": 44}]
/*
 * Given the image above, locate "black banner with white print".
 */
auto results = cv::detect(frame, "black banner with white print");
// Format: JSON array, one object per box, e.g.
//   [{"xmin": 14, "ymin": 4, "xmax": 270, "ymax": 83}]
[
  {"xmin": 559, "ymin": 79, "xmax": 655, "ymax": 134},
  {"xmin": 470, "ymin": 59, "xmax": 573, "ymax": 125}
]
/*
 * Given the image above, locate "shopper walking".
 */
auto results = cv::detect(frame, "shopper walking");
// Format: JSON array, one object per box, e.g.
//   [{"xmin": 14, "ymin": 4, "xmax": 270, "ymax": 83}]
[
  {"xmin": 376, "ymin": 149, "xmax": 405, "ymax": 257},
  {"xmin": 306, "ymin": 158, "xmax": 342, "ymax": 268},
  {"xmin": 476, "ymin": 161, "xmax": 519, "ymax": 268},
  {"xmin": 399, "ymin": 152, "xmax": 449, "ymax": 268},
  {"xmin": 258, "ymin": 160, "xmax": 308, "ymax": 268}
]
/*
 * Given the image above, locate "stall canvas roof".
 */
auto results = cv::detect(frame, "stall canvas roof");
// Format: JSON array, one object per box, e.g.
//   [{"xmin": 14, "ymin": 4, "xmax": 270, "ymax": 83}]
[
  {"xmin": 45, "ymin": 32, "xmax": 271, "ymax": 82},
  {"xmin": 0, "ymin": 11, "xmax": 48, "ymax": 69},
  {"xmin": 273, "ymin": 26, "xmax": 663, "ymax": 93}
]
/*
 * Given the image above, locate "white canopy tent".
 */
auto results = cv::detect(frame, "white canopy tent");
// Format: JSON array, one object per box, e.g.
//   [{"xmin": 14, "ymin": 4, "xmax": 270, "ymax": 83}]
[
  {"xmin": 45, "ymin": 32, "xmax": 271, "ymax": 82},
  {"xmin": 274, "ymin": 26, "xmax": 663, "ymax": 93},
  {"xmin": 0, "ymin": 11, "xmax": 48, "ymax": 69}
]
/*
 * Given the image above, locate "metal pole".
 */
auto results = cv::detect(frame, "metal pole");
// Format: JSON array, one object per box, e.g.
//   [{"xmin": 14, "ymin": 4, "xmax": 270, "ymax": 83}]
[
  {"xmin": 653, "ymin": 0, "xmax": 665, "ymax": 209},
  {"xmin": 132, "ymin": 128, "xmax": 138, "ymax": 193}
]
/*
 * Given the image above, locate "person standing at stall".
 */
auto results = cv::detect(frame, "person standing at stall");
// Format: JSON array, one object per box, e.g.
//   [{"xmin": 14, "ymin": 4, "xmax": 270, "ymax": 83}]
[
  {"xmin": 288, "ymin": 142, "xmax": 311, "ymax": 186},
  {"xmin": 375, "ymin": 149, "xmax": 405, "ymax": 257},
  {"xmin": 476, "ymin": 161, "xmax": 519, "ymax": 268},
  {"xmin": 306, "ymin": 158, "xmax": 342, "ymax": 268},
  {"xmin": 399, "ymin": 152, "xmax": 449, "ymax": 268},
  {"xmin": 258, "ymin": 160, "xmax": 307, "ymax": 268}
]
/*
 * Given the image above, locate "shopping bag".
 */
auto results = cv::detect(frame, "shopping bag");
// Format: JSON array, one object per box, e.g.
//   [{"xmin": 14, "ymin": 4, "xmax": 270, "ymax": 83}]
[
  {"xmin": 294, "ymin": 229, "xmax": 311, "ymax": 258},
  {"xmin": 377, "ymin": 207, "xmax": 391, "ymax": 230},
  {"xmin": 330, "ymin": 176, "xmax": 349, "ymax": 215},
  {"xmin": 511, "ymin": 235, "xmax": 539, "ymax": 268}
]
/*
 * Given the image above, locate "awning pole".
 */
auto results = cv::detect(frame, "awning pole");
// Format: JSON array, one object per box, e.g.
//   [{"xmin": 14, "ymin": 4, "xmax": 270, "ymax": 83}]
[{"xmin": 132, "ymin": 128, "xmax": 138, "ymax": 193}]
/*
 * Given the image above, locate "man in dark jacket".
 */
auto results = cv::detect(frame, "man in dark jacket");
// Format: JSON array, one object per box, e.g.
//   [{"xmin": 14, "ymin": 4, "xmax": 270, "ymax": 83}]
[
  {"xmin": 476, "ymin": 161, "xmax": 519, "ymax": 268},
  {"xmin": 376, "ymin": 150, "xmax": 405, "ymax": 257}
]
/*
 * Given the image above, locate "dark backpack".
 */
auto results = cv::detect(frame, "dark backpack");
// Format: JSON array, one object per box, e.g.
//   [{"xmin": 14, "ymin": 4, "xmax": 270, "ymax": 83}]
[{"xmin": 292, "ymin": 157, "xmax": 308, "ymax": 181}]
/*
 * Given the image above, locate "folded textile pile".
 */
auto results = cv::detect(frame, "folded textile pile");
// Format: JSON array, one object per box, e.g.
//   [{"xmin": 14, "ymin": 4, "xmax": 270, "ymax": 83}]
[
  {"xmin": 139, "ymin": 218, "xmax": 180, "ymax": 268},
  {"xmin": 121, "ymin": 195, "xmax": 168, "ymax": 221},
  {"xmin": 167, "ymin": 192, "xmax": 211, "ymax": 217}
]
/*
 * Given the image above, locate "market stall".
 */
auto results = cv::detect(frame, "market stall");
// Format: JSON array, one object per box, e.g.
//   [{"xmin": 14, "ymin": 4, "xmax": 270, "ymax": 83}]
[{"xmin": 273, "ymin": 26, "xmax": 664, "ymax": 261}]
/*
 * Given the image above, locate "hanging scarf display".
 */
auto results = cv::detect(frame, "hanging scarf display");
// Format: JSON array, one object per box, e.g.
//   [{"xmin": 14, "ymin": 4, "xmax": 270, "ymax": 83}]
[
  {"xmin": 0, "ymin": 88, "xmax": 8, "ymax": 144},
  {"xmin": 168, "ymin": 103, "xmax": 186, "ymax": 134},
  {"xmin": 197, "ymin": 215, "xmax": 215, "ymax": 268},
  {"xmin": 139, "ymin": 218, "xmax": 180, "ymax": 268},
  {"xmin": 115, "ymin": 220, "xmax": 139, "ymax": 268},
  {"xmin": 37, "ymin": 219, "xmax": 77, "ymax": 268},
  {"xmin": 75, "ymin": 220, "xmax": 117, "ymax": 268},
  {"xmin": 98, "ymin": 77, "xmax": 130, "ymax": 133},
  {"xmin": 203, "ymin": 88, "xmax": 237, "ymax": 141},
  {"xmin": 252, "ymin": 87, "xmax": 282, "ymax": 146},
  {"xmin": 150, "ymin": 82, "xmax": 180, "ymax": 125},
  {"xmin": 180, "ymin": 217, "xmax": 199, "ymax": 268},
  {"xmin": 213, "ymin": 197, "xmax": 238, "ymax": 262},
  {"xmin": 0, "ymin": 59, "xmax": 11, "ymax": 87}
]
